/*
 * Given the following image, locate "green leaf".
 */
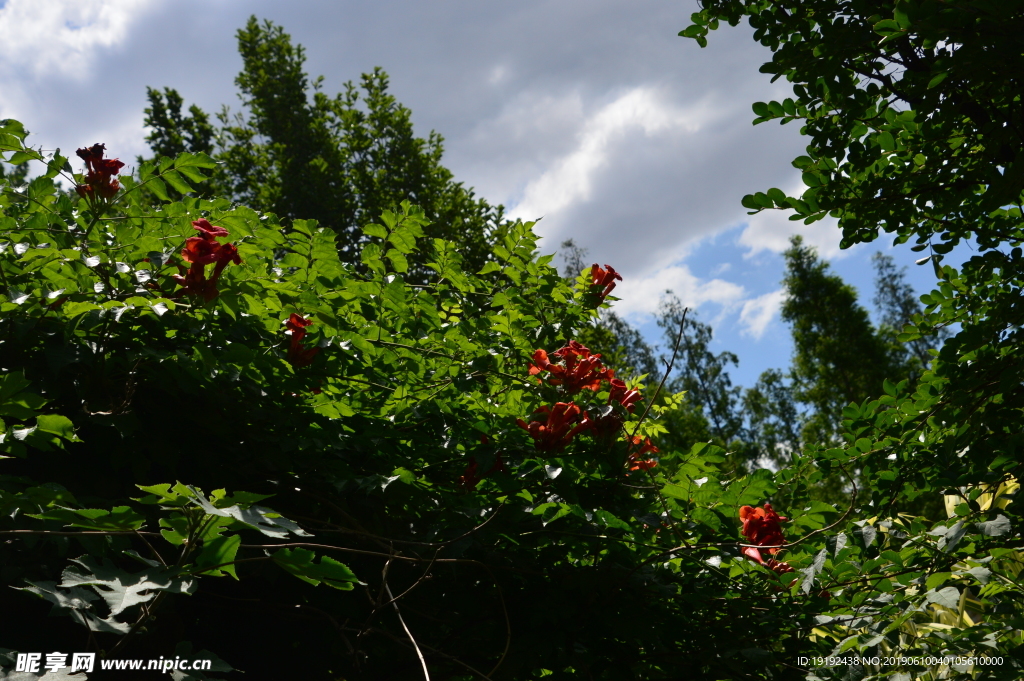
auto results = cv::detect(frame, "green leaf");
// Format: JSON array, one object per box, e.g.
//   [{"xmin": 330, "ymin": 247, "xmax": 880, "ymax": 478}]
[
  {"xmin": 272, "ymin": 548, "xmax": 358, "ymax": 590},
  {"xmin": 8, "ymin": 151, "xmax": 35, "ymax": 165},
  {"xmin": 926, "ymin": 586, "xmax": 960, "ymax": 609},
  {"xmin": 925, "ymin": 572, "xmax": 951, "ymax": 590},
  {"xmin": 387, "ymin": 227, "xmax": 418, "ymax": 254},
  {"xmin": 195, "ymin": 534, "xmax": 241, "ymax": 579},
  {"xmin": 188, "ymin": 490, "xmax": 312, "ymax": 539},
  {"xmin": 35, "ymin": 414, "xmax": 80, "ymax": 442},
  {"xmin": 927, "ymin": 71, "xmax": 949, "ymax": 89},
  {"xmin": 363, "ymin": 223, "xmax": 388, "ymax": 239},
  {"xmin": 146, "ymin": 176, "xmax": 171, "ymax": 202},
  {"xmin": 386, "ymin": 248, "xmax": 409, "ymax": 273},
  {"xmin": 767, "ymin": 188, "xmax": 787, "ymax": 206},
  {"xmin": 801, "ymin": 171, "xmax": 821, "ymax": 187},
  {"xmin": 975, "ymin": 515, "xmax": 1011, "ymax": 537},
  {"xmin": 59, "ymin": 555, "xmax": 196, "ymax": 616},
  {"xmin": 27, "ymin": 506, "xmax": 146, "ymax": 531},
  {"xmin": 161, "ymin": 169, "xmax": 193, "ymax": 195}
]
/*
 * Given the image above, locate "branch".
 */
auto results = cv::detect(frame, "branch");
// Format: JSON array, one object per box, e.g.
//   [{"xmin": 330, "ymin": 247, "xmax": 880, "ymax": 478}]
[{"xmin": 384, "ymin": 579, "xmax": 430, "ymax": 680}]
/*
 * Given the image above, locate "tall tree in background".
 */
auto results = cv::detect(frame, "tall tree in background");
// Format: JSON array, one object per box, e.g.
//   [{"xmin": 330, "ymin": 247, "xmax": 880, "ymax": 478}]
[
  {"xmin": 143, "ymin": 17, "xmax": 509, "ymax": 276},
  {"xmin": 872, "ymin": 251, "xmax": 949, "ymax": 379},
  {"xmin": 657, "ymin": 296, "xmax": 745, "ymax": 446},
  {"xmin": 780, "ymin": 236, "xmax": 899, "ymax": 442}
]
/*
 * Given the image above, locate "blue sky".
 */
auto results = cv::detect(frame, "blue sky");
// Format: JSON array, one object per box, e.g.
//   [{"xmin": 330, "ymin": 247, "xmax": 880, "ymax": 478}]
[{"xmin": 0, "ymin": 0, "xmax": 952, "ymax": 389}]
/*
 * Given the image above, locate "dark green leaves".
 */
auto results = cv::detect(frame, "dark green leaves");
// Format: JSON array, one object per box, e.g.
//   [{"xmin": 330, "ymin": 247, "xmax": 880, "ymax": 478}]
[{"xmin": 271, "ymin": 548, "xmax": 358, "ymax": 590}]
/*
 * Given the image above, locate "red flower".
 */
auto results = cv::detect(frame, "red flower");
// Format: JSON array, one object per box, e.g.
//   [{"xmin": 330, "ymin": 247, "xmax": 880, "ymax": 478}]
[
  {"xmin": 75, "ymin": 143, "xmax": 124, "ymax": 202},
  {"xmin": 516, "ymin": 402, "xmax": 590, "ymax": 451},
  {"xmin": 191, "ymin": 218, "xmax": 230, "ymax": 239},
  {"xmin": 766, "ymin": 558, "xmax": 795, "ymax": 575},
  {"xmin": 626, "ymin": 435, "xmax": 659, "ymax": 471},
  {"xmin": 739, "ymin": 503, "xmax": 789, "ymax": 567},
  {"xmin": 172, "ymin": 220, "xmax": 241, "ymax": 300},
  {"xmin": 172, "ymin": 263, "xmax": 219, "ymax": 301},
  {"xmin": 286, "ymin": 313, "xmax": 314, "ymax": 335},
  {"xmin": 181, "ymin": 236, "xmax": 221, "ymax": 265},
  {"xmin": 608, "ymin": 378, "xmax": 643, "ymax": 412},
  {"xmin": 590, "ymin": 263, "xmax": 622, "ymax": 302},
  {"xmin": 76, "ymin": 143, "xmax": 105, "ymax": 167},
  {"xmin": 528, "ymin": 341, "xmax": 614, "ymax": 393},
  {"xmin": 211, "ymin": 242, "xmax": 242, "ymax": 279},
  {"xmin": 285, "ymin": 313, "xmax": 319, "ymax": 368}
]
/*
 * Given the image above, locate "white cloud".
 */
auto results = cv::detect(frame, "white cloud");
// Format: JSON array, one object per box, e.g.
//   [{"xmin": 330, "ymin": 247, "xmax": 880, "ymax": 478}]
[
  {"xmin": 733, "ymin": 179, "xmax": 851, "ymax": 259},
  {"xmin": 612, "ymin": 263, "xmax": 746, "ymax": 320},
  {"xmin": 737, "ymin": 208, "xmax": 846, "ymax": 259},
  {"xmin": 739, "ymin": 289, "xmax": 785, "ymax": 339},
  {"xmin": 507, "ymin": 87, "xmax": 712, "ymax": 223},
  {"xmin": 0, "ymin": 0, "xmax": 155, "ymax": 80}
]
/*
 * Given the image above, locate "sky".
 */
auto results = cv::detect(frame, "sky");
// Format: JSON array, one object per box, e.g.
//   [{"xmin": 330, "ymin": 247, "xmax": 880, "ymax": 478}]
[{"xmin": 0, "ymin": 0, "xmax": 951, "ymax": 388}]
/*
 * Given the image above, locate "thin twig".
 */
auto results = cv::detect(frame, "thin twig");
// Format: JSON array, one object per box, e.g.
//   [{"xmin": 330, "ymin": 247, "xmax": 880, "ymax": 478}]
[
  {"xmin": 0, "ymin": 530, "xmax": 162, "ymax": 536},
  {"xmin": 384, "ymin": 580, "xmax": 431, "ymax": 681},
  {"xmin": 133, "ymin": 529, "xmax": 167, "ymax": 566},
  {"xmin": 477, "ymin": 563, "xmax": 511, "ymax": 677},
  {"xmin": 783, "ymin": 460, "xmax": 858, "ymax": 549},
  {"xmin": 635, "ymin": 307, "xmax": 691, "ymax": 547}
]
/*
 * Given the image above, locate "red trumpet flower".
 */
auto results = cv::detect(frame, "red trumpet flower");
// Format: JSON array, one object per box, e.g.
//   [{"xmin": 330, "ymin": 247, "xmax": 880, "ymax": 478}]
[
  {"xmin": 608, "ymin": 378, "xmax": 643, "ymax": 412},
  {"xmin": 172, "ymin": 219, "xmax": 241, "ymax": 301},
  {"xmin": 528, "ymin": 341, "xmax": 614, "ymax": 393},
  {"xmin": 75, "ymin": 143, "xmax": 124, "ymax": 202},
  {"xmin": 516, "ymin": 402, "xmax": 591, "ymax": 451},
  {"xmin": 739, "ymin": 503, "xmax": 791, "ymax": 571},
  {"xmin": 626, "ymin": 435, "xmax": 659, "ymax": 471},
  {"xmin": 457, "ymin": 452, "xmax": 506, "ymax": 489},
  {"xmin": 285, "ymin": 313, "xmax": 319, "ymax": 368},
  {"xmin": 590, "ymin": 263, "xmax": 622, "ymax": 302}
]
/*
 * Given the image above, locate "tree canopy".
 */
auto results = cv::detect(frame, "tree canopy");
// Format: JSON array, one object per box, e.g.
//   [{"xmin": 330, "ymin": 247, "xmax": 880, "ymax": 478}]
[
  {"xmin": 2, "ymin": 1, "xmax": 1023, "ymax": 679},
  {"xmin": 144, "ymin": 17, "xmax": 510, "ymax": 278}
]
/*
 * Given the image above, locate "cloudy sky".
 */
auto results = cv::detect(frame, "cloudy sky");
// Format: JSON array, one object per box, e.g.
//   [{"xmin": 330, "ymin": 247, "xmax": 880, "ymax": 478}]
[{"xmin": 0, "ymin": 0, "xmax": 943, "ymax": 387}]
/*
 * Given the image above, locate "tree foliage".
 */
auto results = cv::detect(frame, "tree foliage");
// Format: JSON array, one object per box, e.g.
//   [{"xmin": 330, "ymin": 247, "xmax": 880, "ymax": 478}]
[
  {"xmin": 1, "ymin": 121, "xmax": 856, "ymax": 680},
  {"xmin": 2, "ymin": 0, "xmax": 1022, "ymax": 676},
  {"xmin": 683, "ymin": 0, "xmax": 1024, "ymax": 676},
  {"xmin": 144, "ymin": 17, "xmax": 510, "ymax": 279},
  {"xmin": 781, "ymin": 236, "xmax": 900, "ymax": 443}
]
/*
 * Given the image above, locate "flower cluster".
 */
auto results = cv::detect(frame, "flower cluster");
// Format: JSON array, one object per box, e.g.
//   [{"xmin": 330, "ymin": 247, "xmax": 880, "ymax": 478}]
[
  {"xmin": 516, "ymin": 402, "xmax": 592, "ymax": 452},
  {"xmin": 528, "ymin": 341, "xmax": 613, "ymax": 392},
  {"xmin": 739, "ymin": 503, "xmax": 793, "ymax": 574},
  {"xmin": 172, "ymin": 219, "xmax": 241, "ymax": 301},
  {"xmin": 284, "ymin": 313, "xmax": 320, "ymax": 368},
  {"xmin": 518, "ymin": 337, "xmax": 657, "ymax": 472},
  {"xmin": 589, "ymin": 263, "xmax": 622, "ymax": 303},
  {"xmin": 625, "ymin": 436, "xmax": 659, "ymax": 472},
  {"xmin": 75, "ymin": 143, "xmax": 124, "ymax": 203}
]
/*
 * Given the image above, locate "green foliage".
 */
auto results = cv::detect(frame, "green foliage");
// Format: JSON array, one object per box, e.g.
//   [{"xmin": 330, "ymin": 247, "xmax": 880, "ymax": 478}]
[
  {"xmin": 143, "ymin": 17, "xmax": 510, "ymax": 280},
  {"xmin": 3, "ymin": 122, "xmax": 846, "ymax": 679},
  {"xmin": 685, "ymin": 0, "xmax": 1024, "ymax": 676},
  {"xmin": 781, "ymin": 236, "xmax": 900, "ymax": 443}
]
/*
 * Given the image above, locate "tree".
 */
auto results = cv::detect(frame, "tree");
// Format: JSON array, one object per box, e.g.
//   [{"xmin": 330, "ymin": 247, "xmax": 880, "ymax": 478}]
[
  {"xmin": 3, "ymin": 122, "xmax": 848, "ymax": 681},
  {"xmin": 143, "ymin": 88, "xmax": 215, "ymax": 159},
  {"xmin": 780, "ymin": 236, "xmax": 899, "ymax": 442},
  {"xmin": 743, "ymin": 368, "xmax": 801, "ymax": 467},
  {"xmin": 144, "ymin": 17, "xmax": 510, "ymax": 278},
  {"xmin": 685, "ymin": 0, "xmax": 1024, "ymax": 673},
  {"xmin": 657, "ymin": 296, "xmax": 744, "ymax": 445},
  {"xmin": 872, "ymin": 250, "xmax": 948, "ymax": 378}
]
